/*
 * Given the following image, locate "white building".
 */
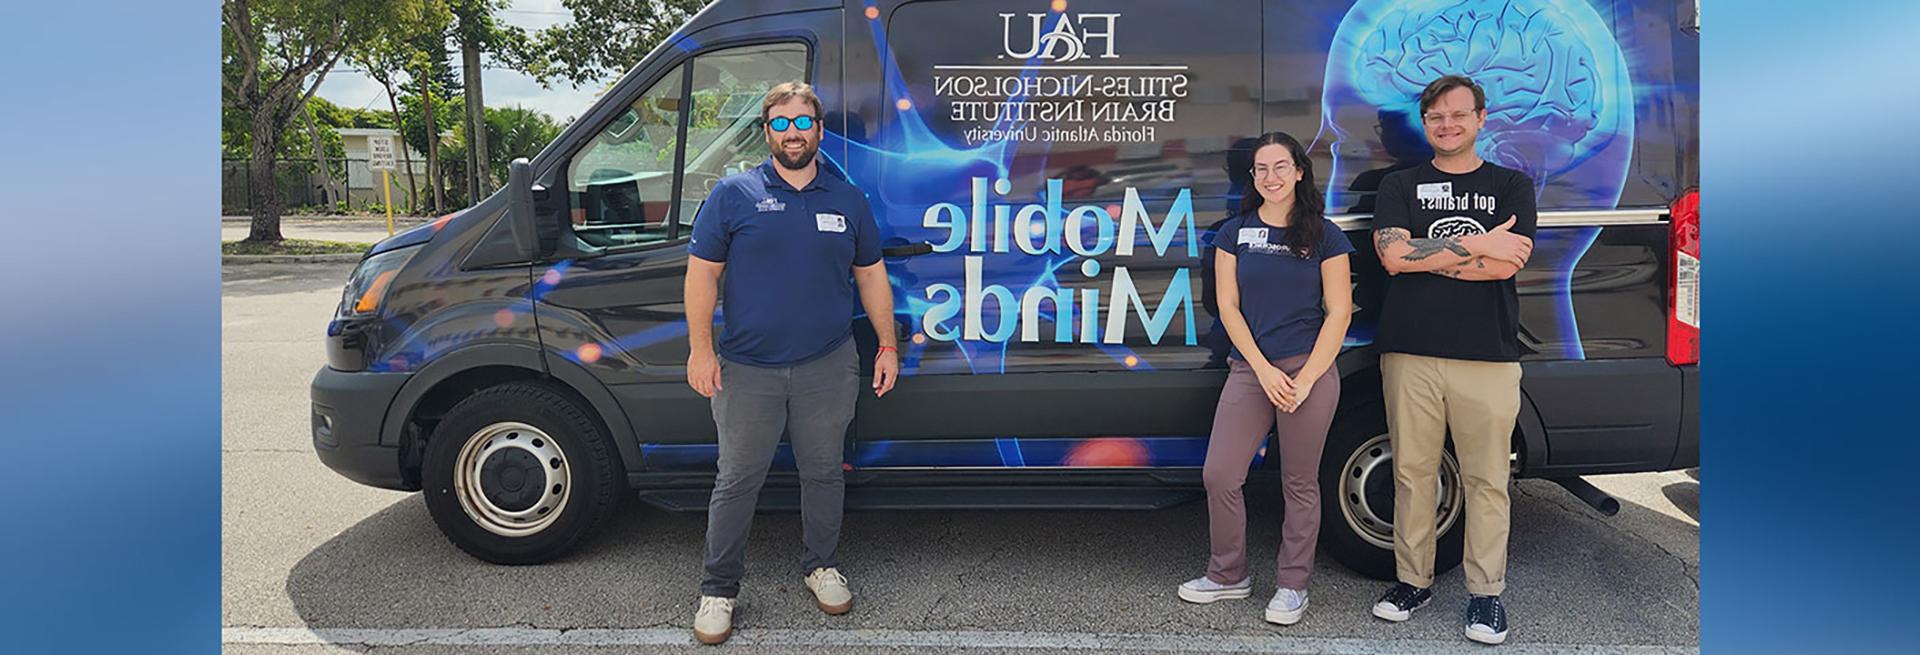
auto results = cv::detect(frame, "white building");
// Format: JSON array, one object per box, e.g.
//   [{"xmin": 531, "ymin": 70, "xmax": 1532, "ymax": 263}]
[{"xmin": 335, "ymin": 128, "xmax": 434, "ymax": 207}]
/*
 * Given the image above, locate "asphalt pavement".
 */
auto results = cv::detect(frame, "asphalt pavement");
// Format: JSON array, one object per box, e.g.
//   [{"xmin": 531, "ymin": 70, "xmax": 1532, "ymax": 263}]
[{"xmin": 222, "ymin": 262, "xmax": 1699, "ymax": 654}]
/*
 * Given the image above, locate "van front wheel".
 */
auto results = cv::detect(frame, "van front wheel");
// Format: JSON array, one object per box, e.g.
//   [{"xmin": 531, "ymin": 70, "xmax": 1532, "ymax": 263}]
[
  {"xmin": 1317, "ymin": 402, "xmax": 1465, "ymax": 581},
  {"xmin": 422, "ymin": 381, "xmax": 621, "ymax": 564}
]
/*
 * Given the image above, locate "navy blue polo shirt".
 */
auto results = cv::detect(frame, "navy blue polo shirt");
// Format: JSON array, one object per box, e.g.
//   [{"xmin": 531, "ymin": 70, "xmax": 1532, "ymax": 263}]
[
  {"xmin": 1216, "ymin": 214, "xmax": 1354, "ymax": 362},
  {"xmin": 688, "ymin": 159, "xmax": 883, "ymax": 367}
]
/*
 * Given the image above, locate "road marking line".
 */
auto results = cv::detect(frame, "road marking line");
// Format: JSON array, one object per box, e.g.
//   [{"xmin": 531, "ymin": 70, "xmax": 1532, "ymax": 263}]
[{"xmin": 223, "ymin": 627, "xmax": 1696, "ymax": 654}]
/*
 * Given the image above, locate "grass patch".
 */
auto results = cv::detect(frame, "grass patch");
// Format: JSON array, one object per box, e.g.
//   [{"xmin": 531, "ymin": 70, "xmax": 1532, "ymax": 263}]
[{"xmin": 222, "ymin": 239, "xmax": 371, "ymax": 256}]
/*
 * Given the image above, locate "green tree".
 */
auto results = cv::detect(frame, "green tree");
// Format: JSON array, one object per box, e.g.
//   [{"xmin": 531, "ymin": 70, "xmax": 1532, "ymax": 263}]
[
  {"xmin": 309, "ymin": 96, "xmax": 393, "ymax": 129},
  {"xmin": 513, "ymin": 0, "xmax": 709, "ymax": 89},
  {"xmin": 450, "ymin": 0, "xmax": 528, "ymax": 201},
  {"xmin": 223, "ymin": 97, "xmax": 345, "ymax": 211},
  {"xmin": 223, "ymin": 102, "xmax": 331, "ymax": 160},
  {"xmin": 346, "ymin": 0, "xmax": 452, "ymax": 213},
  {"xmin": 222, "ymin": 0, "xmax": 428, "ymax": 242},
  {"xmin": 440, "ymin": 105, "xmax": 561, "ymax": 206},
  {"xmin": 483, "ymin": 106, "xmax": 563, "ymax": 183},
  {"xmin": 397, "ymin": 90, "xmax": 461, "ymax": 208}
]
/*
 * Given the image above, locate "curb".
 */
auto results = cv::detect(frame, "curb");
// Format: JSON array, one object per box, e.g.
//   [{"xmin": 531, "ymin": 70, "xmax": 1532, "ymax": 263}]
[
  {"xmin": 222, "ymin": 214, "xmax": 431, "ymax": 221},
  {"xmin": 223, "ymin": 253, "xmax": 365, "ymax": 265},
  {"xmin": 222, "ymin": 216, "xmax": 433, "ymax": 227}
]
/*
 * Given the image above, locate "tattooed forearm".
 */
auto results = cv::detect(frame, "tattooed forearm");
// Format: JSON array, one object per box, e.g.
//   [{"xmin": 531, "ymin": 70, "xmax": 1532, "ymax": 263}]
[
  {"xmin": 1401, "ymin": 237, "xmax": 1474, "ymax": 261},
  {"xmin": 1376, "ymin": 227, "xmax": 1477, "ymax": 275},
  {"xmin": 1435, "ymin": 257, "xmax": 1502, "ymax": 281}
]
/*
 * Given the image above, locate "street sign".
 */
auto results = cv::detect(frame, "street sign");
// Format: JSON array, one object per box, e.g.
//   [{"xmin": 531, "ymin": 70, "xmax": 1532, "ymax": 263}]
[
  {"xmin": 368, "ymin": 135, "xmax": 397, "ymax": 171},
  {"xmin": 368, "ymin": 134, "xmax": 399, "ymax": 234}
]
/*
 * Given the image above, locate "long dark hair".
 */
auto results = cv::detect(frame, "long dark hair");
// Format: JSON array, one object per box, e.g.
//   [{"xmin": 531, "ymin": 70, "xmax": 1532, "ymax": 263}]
[{"xmin": 1237, "ymin": 131, "xmax": 1325, "ymax": 256}]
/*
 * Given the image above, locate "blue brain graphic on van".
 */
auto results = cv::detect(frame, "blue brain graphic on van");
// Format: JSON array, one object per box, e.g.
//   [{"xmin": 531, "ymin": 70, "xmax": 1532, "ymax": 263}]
[{"xmin": 1318, "ymin": 0, "xmax": 1634, "ymax": 210}]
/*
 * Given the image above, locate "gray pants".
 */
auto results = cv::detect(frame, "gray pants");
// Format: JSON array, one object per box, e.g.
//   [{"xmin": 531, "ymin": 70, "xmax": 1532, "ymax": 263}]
[{"xmin": 700, "ymin": 340, "xmax": 859, "ymax": 598}]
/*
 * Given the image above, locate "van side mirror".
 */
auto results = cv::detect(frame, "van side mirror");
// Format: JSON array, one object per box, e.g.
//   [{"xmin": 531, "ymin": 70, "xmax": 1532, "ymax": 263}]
[{"xmin": 507, "ymin": 158, "xmax": 538, "ymax": 260}]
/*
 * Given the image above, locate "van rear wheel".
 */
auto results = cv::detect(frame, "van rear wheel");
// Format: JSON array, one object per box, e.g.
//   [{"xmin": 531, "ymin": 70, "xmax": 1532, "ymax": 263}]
[
  {"xmin": 422, "ymin": 380, "xmax": 621, "ymax": 564},
  {"xmin": 1317, "ymin": 401, "xmax": 1465, "ymax": 581}
]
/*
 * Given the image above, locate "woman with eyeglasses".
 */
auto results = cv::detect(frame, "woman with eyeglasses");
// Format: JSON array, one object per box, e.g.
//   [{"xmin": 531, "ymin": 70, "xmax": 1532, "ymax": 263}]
[{"xmin": 1177, "ymin": 132, "xmax": 1354, "ymax": 626}]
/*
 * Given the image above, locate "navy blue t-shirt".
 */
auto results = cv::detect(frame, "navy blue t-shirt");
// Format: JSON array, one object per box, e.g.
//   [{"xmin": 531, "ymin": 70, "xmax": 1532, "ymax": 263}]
[
  {"xmin": 688, "ymin": 159, "xmax": 883, "ymax": 367},
  {"xmin": 1216, "ymin": 214, "xmax": 1355, "ymax": 362}
]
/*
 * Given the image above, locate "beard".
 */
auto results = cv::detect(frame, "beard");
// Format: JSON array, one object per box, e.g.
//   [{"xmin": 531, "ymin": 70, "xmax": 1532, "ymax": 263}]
[{"xmin": 771, "ymin": 137, "xmax": 818, "ymax": 170}]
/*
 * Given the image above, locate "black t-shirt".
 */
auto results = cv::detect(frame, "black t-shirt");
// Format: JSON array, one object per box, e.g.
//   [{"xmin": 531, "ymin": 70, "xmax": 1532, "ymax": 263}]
[{"xmin": 1371, "ymin": 161, "xmax": 1538, "ymax": 362}]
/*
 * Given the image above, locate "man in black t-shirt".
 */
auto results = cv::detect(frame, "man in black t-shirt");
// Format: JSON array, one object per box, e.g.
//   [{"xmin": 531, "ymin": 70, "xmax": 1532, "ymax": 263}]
[{"xmin": 1364, "ymin": 75, "xmax": 1536, "ymax": 647}]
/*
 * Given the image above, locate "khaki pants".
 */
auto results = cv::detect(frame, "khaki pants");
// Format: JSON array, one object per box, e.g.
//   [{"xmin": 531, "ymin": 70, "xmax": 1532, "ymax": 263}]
[{"xmin": 1381, "ymin": 353, "xmax": 1522, "ymax": 596}]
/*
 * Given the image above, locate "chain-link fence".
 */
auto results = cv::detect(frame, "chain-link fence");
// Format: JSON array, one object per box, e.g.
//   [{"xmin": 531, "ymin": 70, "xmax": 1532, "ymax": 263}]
[{"xmin": 223, "ymin": 157, "xmax": 440, "ymax": 215}]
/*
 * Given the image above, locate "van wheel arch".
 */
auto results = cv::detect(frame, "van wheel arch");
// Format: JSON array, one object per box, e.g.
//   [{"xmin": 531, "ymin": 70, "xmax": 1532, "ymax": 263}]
[{"xmin": 385, "ymin": 346, "xmax": 643, "ymax": 485}]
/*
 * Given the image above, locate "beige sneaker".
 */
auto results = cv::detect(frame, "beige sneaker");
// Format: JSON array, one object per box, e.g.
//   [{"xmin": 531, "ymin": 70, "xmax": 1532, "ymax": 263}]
[
  {"xmin": 692, "ymin": 595, "xmax": 735, "ymax": 645},
  {"xmin": 804, "ymin": 567, "xmax": 854, "ymax": 615}
]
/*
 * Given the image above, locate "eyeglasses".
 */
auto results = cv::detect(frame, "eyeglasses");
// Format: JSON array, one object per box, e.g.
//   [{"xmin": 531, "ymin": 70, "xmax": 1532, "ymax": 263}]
[
  {"xmin": 1421, "ymin": 111, "xmax": 1479, "ymax": 125},
  {"xmin": 1250, "ymin": 162, "xmax": 1296, "ymax": 179},
  {"xmin": 767, "ymin": 115, "xmax": 816, "ymax": 132}
]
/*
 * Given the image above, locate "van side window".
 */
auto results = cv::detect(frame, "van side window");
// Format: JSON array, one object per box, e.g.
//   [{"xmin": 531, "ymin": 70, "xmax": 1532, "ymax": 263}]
[
  {"xmin": 678, "ymin": 43, "xmax": 810, "ymax": 227},
  {"xmin": 566, "ymin": 63, "xmax": 687, "ymax": 248}
]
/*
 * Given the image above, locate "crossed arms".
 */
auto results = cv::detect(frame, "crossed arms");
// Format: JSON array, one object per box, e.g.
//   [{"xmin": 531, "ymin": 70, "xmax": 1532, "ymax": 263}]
[{"xmin": 1372, "ymin": 215, "xmax": 1533, "ymax": 281}]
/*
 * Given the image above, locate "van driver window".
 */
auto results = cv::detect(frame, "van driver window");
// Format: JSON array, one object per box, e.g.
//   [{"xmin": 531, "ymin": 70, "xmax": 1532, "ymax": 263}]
[
  {"xmin": 567, "ymin": 63, "xmax": 686, "ymax": 248},
  {"xmin": 678, "ymin": 42, "xmax": 810, "ymax": 227}
]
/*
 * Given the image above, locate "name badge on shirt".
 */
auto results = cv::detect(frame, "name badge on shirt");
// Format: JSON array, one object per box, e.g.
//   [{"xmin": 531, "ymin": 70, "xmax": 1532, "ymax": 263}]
[
  {"xmin": 1416, "ymin": 182, "xmax": 1452, "ymax": 201},
  {"xmin": 1236, "ymin": 227, "xmax": 1269, "ymax": 246},
  {"xmin": 815, "ymin": 213, "xmax": 847, "ymax": 233}
]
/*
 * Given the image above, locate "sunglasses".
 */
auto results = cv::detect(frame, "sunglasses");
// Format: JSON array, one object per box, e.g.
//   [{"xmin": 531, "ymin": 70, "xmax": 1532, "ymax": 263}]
[{"xmin": 767, "ymin": 115, "xmax": 816, "ymax": 132}]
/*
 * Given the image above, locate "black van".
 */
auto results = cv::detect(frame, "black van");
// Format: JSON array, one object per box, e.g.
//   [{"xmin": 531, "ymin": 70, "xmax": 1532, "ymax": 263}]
[{"xmin": 311, "ymin": 0, "xmax": 1699, "ymax": 578}]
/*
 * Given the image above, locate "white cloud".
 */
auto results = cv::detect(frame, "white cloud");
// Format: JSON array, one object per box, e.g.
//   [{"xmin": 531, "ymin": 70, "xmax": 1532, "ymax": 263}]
[{"xmin": 315, "ymin": 0, "xmax": 624, "ymax": 127}]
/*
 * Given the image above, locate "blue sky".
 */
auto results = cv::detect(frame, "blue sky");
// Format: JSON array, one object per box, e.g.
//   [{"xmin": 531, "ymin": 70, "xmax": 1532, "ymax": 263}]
[{"xmin": 315, "ymin": 0, "xmax": 616, "ymax": 125}]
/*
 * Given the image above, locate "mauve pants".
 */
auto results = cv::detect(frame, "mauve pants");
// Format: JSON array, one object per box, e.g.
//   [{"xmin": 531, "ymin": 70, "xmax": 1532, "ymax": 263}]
[{"xmin": 1203, "ymin": 353, "xmax": 1338, "ymax": 590}]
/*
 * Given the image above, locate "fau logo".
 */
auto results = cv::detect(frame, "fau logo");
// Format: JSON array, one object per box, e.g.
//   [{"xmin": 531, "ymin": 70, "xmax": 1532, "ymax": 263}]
[{"xmin": 999, "ymin": 12, "xmax": 1119, "ymax": 63}]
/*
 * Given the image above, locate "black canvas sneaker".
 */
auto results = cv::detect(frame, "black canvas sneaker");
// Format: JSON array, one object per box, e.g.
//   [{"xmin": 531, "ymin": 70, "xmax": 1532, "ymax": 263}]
[
  {"xmin": 1465, "ymin": 594, "xmax": 1510, "ymax": 645},
  {"xmin": 1370, "ymin": 582, "xmax": 1433, "ymax": 622}
]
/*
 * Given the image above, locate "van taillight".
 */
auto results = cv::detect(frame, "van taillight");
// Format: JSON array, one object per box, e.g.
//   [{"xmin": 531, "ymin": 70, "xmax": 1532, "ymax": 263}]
[{"xmin": 1666, "ymin": 189, "xmax": 1700, "ymax": 365}]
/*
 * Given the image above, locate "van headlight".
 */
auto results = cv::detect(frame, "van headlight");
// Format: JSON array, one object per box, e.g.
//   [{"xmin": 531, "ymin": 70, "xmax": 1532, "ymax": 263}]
[{"xmin": 337, "ymin": 247, "xmax": 417, "ymax": 317}]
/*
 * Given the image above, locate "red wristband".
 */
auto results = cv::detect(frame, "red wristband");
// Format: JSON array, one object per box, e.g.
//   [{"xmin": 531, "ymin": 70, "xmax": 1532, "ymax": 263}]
[{"xmin": 877, "ymin": 346, "xmax": 897, "ymax": 353}]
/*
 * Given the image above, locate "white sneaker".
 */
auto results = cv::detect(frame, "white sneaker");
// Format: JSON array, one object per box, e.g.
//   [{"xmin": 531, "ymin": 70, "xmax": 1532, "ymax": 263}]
[
  {"xmin": 1177, "ymin": 575, "xmax": 1253, "ymax": 604},
  {"xmin": 804, "ymin": 567, "xmax": 854, "ymax": 615},
  {"xmin": 1264, "ymin": 587, "xmax": 1309, "ymax": 625},
  {"xmin": 692, "ymin": 595, "xmax": 735, "ymax": 645}
]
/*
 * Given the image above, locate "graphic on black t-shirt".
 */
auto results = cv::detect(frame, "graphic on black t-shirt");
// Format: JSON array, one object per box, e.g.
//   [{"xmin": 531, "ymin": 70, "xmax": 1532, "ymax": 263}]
[{"xmin": 1428, "ymin": 216, "xmax": 1487, "ymax": 239}]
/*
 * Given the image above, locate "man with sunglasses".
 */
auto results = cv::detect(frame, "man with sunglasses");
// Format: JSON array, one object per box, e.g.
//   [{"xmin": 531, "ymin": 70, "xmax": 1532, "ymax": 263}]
[{"xmin": 683, "ymin": 82, "xmax": 898, "ymax": 645}]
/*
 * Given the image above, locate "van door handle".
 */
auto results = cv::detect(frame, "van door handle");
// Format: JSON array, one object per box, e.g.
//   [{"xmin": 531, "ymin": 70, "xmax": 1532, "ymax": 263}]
[{"xmin": 881, "ymin": 242, "xmax": 935, "ymax": 258}]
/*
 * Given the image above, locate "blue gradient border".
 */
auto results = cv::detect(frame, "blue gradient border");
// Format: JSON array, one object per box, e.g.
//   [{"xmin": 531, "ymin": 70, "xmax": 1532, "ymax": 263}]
[
  {"xmin": 0, "ymin": 2, "xmax": 219, "ymax": 654},
  {"xmin": 1702, "ymin": 3, "xmax": 1920, "ymax": 653}
]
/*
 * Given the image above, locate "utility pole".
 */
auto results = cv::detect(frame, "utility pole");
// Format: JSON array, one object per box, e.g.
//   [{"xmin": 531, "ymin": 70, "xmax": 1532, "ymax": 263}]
[
  {"xmin": 421, "ymin": 61, "xmax": 444, "ymax": 213},
  {"xmin": 460, "ymin": 19, "xmax": 492, "ymax": 200}
]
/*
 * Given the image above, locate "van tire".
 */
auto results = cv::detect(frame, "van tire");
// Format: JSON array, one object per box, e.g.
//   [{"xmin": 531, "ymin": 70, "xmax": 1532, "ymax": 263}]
[
  {"xmin": 421, "ymin": 380, "xmax": 621, "ymax": 565},
  {"xmin": 1317, "ymin": 400, "xmax": 1465, "ymax": 581}
]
